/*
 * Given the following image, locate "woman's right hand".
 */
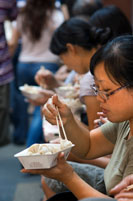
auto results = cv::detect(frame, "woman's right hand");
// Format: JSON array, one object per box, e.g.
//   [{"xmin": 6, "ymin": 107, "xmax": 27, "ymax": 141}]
[
  {"xmin": 35, "ymin": 67, "xmax": 59, "ymax": 89},
  {"xmin": 94, "ymin": 112, "xmax": 108, "ymax": 128},
  {"xmin": 42, "ymin": 94, "xmax": 73, "ymax": 126}
]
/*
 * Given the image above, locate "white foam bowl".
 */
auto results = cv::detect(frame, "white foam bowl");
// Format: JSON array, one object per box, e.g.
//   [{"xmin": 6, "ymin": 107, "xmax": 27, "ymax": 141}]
[
  {"xmin": 14, "ymin": 143, "xmax": 74, "ymax": 169},
  {"xmin": 19, "ymin": 85, "xmax": 43, "ymax": 100}
]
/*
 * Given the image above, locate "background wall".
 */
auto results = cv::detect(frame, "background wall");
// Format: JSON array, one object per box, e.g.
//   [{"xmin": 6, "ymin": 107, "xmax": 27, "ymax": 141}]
[{"xmin": 103, "ymin": 0, "xmax": 133, "ymax": 24}]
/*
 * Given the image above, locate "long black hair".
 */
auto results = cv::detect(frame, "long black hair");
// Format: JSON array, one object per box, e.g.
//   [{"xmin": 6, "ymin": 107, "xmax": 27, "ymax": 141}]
[
  {"xmin": 90, "ymin": 35, "xmax": 133, "ymax": 87},
  {"xmin": 20, "ymin": 0, "xmax": 55, "ymax": 42}
]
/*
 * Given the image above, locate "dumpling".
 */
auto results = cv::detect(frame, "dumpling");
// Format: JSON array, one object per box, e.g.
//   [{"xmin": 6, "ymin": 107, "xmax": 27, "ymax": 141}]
[
  {"xmin": 60, "ymin": 139, "xmax": 72, "ymax": 150},
  {"xmin": 28, "ymin": 144, "xmax": 40, "ymax": 153}
]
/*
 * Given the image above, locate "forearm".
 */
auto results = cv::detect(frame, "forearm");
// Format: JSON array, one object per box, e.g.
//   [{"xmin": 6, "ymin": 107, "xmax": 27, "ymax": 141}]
[
  {"xmin": 64, "ymin": 115, "xmax": 91, "ymax": 157},
  {"xmin": 86, "ymin": 157, "xmax": 110, "ymax": 169},
  {"xmin": 68, "ymin": 153, "xmax": 109, "ymax": 169},
  {"xmin": 64, "ymin": 171, "xmax": 109, "ymax": 200}
]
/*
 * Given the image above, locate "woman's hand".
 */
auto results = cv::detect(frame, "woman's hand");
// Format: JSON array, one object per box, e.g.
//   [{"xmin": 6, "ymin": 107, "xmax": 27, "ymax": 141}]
[
  {"xmin": 110, "ymin": 174, "xmax": 133, "ymax": 201},
  {"xmin": 42, "ymin": 94, "xmax": 73, "ymax": 126},
  {"xmin": 94, "ymin": 112, "xmax": 108, "ymax": 128},
  {"xmin": 35, "ymin": 68, "xmax": 59, "ymax": 89},
  {"xmin": 28, "ymin": 89, "xmax": 54, "ymax": 106},
  {"xmin": 21, "ymin": 152, "xmax": 74, "ymax": 184}
]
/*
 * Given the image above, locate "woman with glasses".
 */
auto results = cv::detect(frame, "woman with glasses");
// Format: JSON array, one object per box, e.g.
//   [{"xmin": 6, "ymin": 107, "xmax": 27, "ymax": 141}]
[
  {"xmin": 22, "ymin": 35, "xmax": 133, "ymax": 200},
  {"xmin": 25, "ymin": 8, "xmax": 132, "ymax": 201}
]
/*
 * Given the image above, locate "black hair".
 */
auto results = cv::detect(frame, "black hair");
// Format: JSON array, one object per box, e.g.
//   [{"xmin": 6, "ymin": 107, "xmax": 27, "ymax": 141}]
[
  {"xmin": 89, "ymin": 5, "xmax": 132, "ymax": 38},
  {"xmin": 50, "ymin": 17, "xmax": 112, "ymax": 55},
  {"xmin": 90, "ymin": 35, "xmax": 133, "ymax": 87},
  {"xmin": 72, "ymin": 0, "xmax": 103, "ymax": 18}
]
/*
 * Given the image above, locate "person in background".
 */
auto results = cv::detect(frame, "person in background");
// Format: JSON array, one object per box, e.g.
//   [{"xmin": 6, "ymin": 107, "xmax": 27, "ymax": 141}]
[
  {"xmin": 33, "ymin": 5, "xmax": 132, "ymax": 130},
  {"xmin": 81, "ymin": 4, "xmax": 132, "ymax": 128},
  {"xmin": 60, "ymin": 0, "xmax": 103, "ymax": 21},
  {"xmin": 89, "ymin": 5, "xmax": 132, "ymax": 36},
  {"xmin": 0, "ymin": 0, "xmax": 17, "ymax": 146},
  {"xmin": 22, "ymin": 35, "xmax": 133, "ymax": 201},
  {"xmin": 60, "ymin": 0, "xmax": 76, "ymax": 19},
  {"xmin": 50, "ymin": 5, "xmax": 132, "ymax": 129},
  {"xmin": 10, "ymin": 0, "xmax": 64, "ymax": 145},
  {"xmin": 72, "ymin": 0, "xmax": 103, "ymax": 20},
  {"xmin": 33, "ymin": 0, "xmax": 105, "ymax": 99}
]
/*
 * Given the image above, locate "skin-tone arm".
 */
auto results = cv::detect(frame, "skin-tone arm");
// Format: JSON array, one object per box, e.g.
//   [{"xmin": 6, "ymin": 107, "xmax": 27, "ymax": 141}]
[
  {"xmin": 83, "ymin": 96, "xmax": 101, "ymax": 130},
  {"xmin": 67, "ymin": 152, "xmax": 110, "ymax": 168},
  {"xmin": 78, "ymin": 96, "xmax": 110, "ymax": 168},
  {"xmin": 8, "ymin": 27, "xmax": 20, "ymax": 56},
  {"xmin": 35, "ymin": 68, "xmax": 61, "ymax": 89},
  {"xmin": 110, "ymin": 175, "xmax": 133, "ymax": 201},
  {"xmin": 60, "ymin": 4, "xmax": 70, "ymax": 20},
  {"xmin": 22, "ymin": 153, "xmax": 110, "ymax": 200},
  {"xmin": 28, "ymin": 89, "xmax": 55, "ymax": 106},
  {"xmin": 35, "ymin": 65, "xmax": 70, "ymax": 89},
  {"xmin": 43, "ymin": 95, "xmax": 114, "ymax": 159},
  {"xmin": 22, "ymin": 95, "xmax": 114, "ymax": 199}
]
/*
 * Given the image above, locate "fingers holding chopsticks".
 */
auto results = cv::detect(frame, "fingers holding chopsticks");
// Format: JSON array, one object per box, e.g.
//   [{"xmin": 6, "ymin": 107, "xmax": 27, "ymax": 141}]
[{"xmin": 42, "ymin": 94, "xmax": 73, "ymax": 126}]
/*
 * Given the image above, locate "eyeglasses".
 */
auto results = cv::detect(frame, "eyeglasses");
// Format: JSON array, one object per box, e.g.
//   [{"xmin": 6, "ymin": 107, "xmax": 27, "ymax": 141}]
[{"xmin": 91, "ymin": 84, "xmax": 129, "ymax": 101}]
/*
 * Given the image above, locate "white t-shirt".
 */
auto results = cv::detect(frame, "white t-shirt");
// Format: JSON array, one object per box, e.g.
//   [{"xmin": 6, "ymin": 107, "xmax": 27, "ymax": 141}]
[
  {"xmin": 17, "ymin": 10, "xmax": 64, "ymax": 63},
  {"xmin": 80, "ymin": 71, "xmax": 96, "ymax": 103}
]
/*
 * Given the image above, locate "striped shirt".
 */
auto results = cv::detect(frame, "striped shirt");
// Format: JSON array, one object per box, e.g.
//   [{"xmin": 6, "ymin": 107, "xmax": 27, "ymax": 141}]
[{"xmin": 0, "ymin": 0, "xmax": 17, "ymax": 85}]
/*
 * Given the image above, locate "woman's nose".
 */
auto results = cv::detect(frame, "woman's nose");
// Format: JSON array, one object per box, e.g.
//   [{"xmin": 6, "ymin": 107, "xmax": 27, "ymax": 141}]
[{"xmin": 96, "ymin": 94, "xmax": 105, "ymax": 103}]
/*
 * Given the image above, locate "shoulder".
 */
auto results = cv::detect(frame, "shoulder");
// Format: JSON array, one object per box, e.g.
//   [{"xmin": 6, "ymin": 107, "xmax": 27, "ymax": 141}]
[
  {"xmin": 80, "ymin": 71, "xmax": 94, "ymax": 85},
  {"xmin": 101, "ymin": 121, "xmax": 129, "ymax": 144},
  {"xmin": 80, "ymin": 72, "xmax": 95, "ymax": 101}
]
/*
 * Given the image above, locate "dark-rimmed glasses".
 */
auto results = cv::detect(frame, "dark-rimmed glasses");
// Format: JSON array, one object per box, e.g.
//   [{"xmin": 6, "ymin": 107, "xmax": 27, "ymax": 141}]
[{"xmin": 91, "ymin": 84, "xmax": 129, "ymax": 101}]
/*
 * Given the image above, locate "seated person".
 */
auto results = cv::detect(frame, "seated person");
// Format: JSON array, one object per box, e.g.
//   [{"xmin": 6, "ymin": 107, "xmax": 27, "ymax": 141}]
[{"xmin": 22, "ymin": 35, "xmax": 133, "ymax": 200}]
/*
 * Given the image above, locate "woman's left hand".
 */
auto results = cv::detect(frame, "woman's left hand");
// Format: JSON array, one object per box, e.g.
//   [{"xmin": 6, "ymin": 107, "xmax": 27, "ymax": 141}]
[
  {"xmin": 115, "ymin": 191, "xmax": 133, "ymax": 201},
  {"xmin": 21, "ymin": 152, "xmax": 74, "ymax": 184},
  {"xmin": 28, "ymin": 89, "xmax": 54, "ymax": 106},
  {"xmin": 110, "ymin": 174, "xmax": 133, "ymax": 201}
]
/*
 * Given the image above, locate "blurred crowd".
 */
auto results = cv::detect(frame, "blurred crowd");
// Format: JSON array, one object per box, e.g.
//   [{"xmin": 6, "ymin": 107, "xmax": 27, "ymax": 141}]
[{"xmin": 1, "ymin": 0, "xmax": 133, "ymax": 201}]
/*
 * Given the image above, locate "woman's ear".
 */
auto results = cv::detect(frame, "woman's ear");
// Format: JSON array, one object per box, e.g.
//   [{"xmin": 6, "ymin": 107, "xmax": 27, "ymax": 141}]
[{"xmin": 66, "ymin": 43, "xmax": 76, "ymax": 54}]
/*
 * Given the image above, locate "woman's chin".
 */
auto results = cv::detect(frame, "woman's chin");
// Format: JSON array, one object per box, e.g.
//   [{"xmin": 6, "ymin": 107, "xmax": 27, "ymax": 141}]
[{"xmin": 108, "ymin": 115, "xmax": 125, "ymax": 123}]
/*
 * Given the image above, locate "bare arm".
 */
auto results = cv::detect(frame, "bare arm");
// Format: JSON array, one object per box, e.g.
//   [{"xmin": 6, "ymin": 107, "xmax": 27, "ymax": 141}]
[
  {"xmin": 60, "ymin": 4, "xmax": 70, "ymax": 20},
  {"xmin": 68, "ymin": 95, "xmax": 110, "ymax": 168},
  {"xmin": 8, "ymin": 27, "xmax": 20, "ymax": 56},
  {"xmin": 43, "ymin": 95, "xmax": 114, "ymax": 159},
  {"xmin": 83, "ymin": 96, "xmax": 101, "ymax": 130},
  {"xmin": 22, "ymin": 152, "xmax": 110, "ymax": 200},
  {"xmin": 68, "ymin": 152, "xmax": 110, "ymax": 168}
]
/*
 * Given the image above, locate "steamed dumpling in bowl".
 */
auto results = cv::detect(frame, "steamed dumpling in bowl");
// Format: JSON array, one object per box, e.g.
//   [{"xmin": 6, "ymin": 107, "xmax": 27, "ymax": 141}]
[{"xmin": 60, "ymin": 139, "xmax": 73, "ymax": 150}]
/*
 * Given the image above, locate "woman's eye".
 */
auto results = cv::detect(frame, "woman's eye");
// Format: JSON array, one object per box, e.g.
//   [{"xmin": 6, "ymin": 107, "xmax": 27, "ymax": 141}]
[{"xmin": 103, "ymin": 89, "xmax": 110, "ymax": 92}]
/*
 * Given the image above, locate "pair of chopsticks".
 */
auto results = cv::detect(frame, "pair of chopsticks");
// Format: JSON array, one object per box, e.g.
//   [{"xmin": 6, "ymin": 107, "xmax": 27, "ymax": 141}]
[{"xmin": 55, "ymin": 107, "xmax": 67, "ymax": 142}]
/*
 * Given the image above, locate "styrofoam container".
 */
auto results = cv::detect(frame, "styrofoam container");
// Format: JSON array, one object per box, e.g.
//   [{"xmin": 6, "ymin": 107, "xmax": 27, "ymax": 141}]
[
  {"xmin": 19, "ymin": 85, "xmax": 43, "ymax": 100},
  {"xmin": 14, "ymin": 143, "xmax": 74, "ymax": 169}
]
